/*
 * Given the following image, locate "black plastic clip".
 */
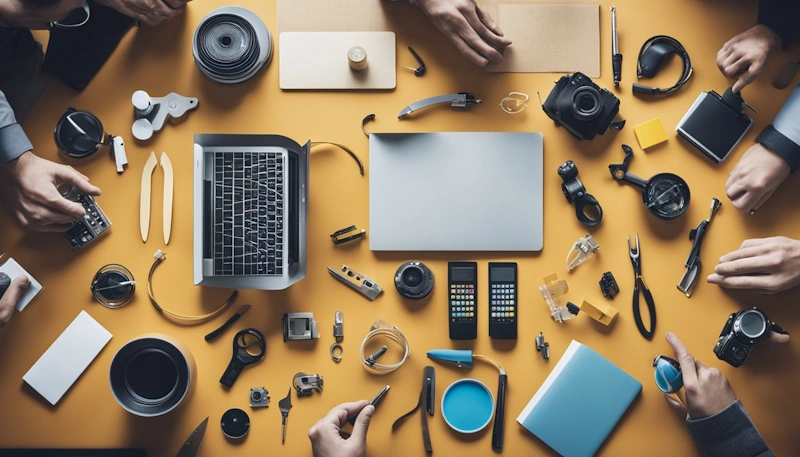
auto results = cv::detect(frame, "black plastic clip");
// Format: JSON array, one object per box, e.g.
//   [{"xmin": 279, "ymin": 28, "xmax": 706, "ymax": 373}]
[
  {"xmin": 599, "ymin": 272, "xmax": 620, "ymax": 299},
  {"xmin": 331, "ymin": 225, "xmax": 366, "ymax": 245}
]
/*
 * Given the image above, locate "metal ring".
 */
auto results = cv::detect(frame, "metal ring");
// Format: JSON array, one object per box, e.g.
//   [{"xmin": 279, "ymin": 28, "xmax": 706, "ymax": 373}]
[{"xmin": 330, "ymin": 343, "xmax": 343, "ymax": 362}]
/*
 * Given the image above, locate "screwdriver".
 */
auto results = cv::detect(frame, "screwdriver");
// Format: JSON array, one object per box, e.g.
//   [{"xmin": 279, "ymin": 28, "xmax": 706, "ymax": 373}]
[{"xmin": 611, "ymin": 6, "xmax": 622, "ymax": 86}]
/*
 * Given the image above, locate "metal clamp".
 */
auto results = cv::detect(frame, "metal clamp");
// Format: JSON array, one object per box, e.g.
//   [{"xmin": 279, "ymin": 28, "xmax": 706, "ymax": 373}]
[{"xmin": 331, "ymin": 311, "xmax": 344, "ymax": 362}]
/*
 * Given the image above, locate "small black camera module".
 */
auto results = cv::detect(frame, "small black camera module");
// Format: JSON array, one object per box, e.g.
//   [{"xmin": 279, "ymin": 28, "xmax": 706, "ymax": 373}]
[
  {"xmin": 542, "ymin": 72, "xmax": 622, "ymax": 141},
  {"xmin": 713, "ymin": 308, "xmax": 772, "ymax": 367},
  {"xmin": 395, "ymin": 261, "xmax": 434, "ymax": 300}
]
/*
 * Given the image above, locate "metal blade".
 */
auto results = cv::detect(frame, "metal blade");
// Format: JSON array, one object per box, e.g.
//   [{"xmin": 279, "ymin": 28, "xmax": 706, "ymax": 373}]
[
  {"xmin": 677, "ymin": 264, "xmax": 699, "ymax": 297},
  {"xmin": 175, "ymin": 417, "xmax": 208, "ymax": 457}
]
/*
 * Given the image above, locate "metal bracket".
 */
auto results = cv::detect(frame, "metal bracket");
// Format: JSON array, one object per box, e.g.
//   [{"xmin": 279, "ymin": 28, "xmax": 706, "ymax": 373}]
[
  {"xmin": 283, "ymin": 313, "xmax": 320, "ymax": 342},
  {"xmin": 293, "ymin": 372, "xmax": 324, "ymax": 396},
  {"xmin": 131, "ymin": 90, "xmax": 198, "ymax": 141}
]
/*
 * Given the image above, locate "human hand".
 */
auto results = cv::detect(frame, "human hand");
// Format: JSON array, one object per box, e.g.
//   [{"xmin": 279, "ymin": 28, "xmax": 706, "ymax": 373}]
[
  {"xmin": 717, "ymin": 25, "xmax": 782, "ymax": 93},
  {"xmin": 0, "ymin": 276, "xmax": 30, "ymax": 328},
  {"xmin": 707, "ymin": 237, "xmax": 800, "ymax": 294},
  {"xmin": 309, "ymin": 401, "xmax": 375, "ymax": 457},
  {"xmin": 0, "ymin": 151, "xmax": 101, "ymax": 232},
  {"xmin": 95, "ymin": 0, "xmax": 190, "ymax": 26},
  {"xmin": 726, "ymin": 143, "xmax": 790, "ymax": 213},
  {"xmin": 412, "ymin": 0, "xmax": 512, "ymax": 66},
  {"xmin": 664, "ymin": 332, "xmax": 737, "ymax": 419}
]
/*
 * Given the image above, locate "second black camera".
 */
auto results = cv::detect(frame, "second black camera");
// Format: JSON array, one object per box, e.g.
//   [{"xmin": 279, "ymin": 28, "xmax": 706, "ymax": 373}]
[
  {"xmin": 542, "ymin": 72, "xmax": 622, "ymax": 141},
  {"xmin": 713, "ymin": 307, "xmax": 784, "ymax": 367}
]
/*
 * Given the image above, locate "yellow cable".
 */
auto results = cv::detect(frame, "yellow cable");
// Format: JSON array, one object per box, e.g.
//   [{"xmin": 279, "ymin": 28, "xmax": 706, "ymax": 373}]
[
  {"xmin": 473, "ymin": 354, "xmax": 505, "ymax": 373},
  {"xmin": 148, "ymin": 250, "xmax": 237, "ymax": 324}
]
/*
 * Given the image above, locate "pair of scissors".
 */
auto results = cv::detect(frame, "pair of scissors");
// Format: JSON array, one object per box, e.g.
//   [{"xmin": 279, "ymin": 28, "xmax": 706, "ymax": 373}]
[
  {"xmin": 175, "ymin": 417, "xmax": 208, "ymax": 457},
  {"xmin": 219, "ymin": 328, "xmax": 266, "ymax": 387},
  {"xmin": 628, "ymin": 234, "xmax": 656, "ymax": 339}
]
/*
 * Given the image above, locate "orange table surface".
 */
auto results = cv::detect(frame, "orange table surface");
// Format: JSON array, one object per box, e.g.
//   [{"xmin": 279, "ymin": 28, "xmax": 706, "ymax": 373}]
[{"xmin": 3, "ymin": 1, "xmax": 800, "ymax": 456}]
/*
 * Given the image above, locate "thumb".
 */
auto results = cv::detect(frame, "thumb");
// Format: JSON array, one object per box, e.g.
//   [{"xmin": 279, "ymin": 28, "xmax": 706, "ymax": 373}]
[
  {"xmin": 766, "ymin": 331, "xmax": 790, "ymax": 345},
  {"xmin": 0, "ymin": 276, "xmax": 30, "ymax": 327},
  {"xmin": 348, "ymin": 404, "xmax": 375, "ymax": 444},
  {"xmin": 55, "ymin": 166, "xmax": 101, "ymax": 197},
  {"xmin": 664, "ymin": 393, "xmax": 687, "ymax": 416}
]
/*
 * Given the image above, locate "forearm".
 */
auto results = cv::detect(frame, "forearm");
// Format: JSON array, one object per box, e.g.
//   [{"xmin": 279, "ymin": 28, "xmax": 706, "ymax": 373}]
[
  {"xmin": 0, "ymin": 91, "xmax": 33, "ymax": 165},
  {"xmin": 687, "ymin": 400, "xmax": 774, "ymax": 457},
  {"xmin": 757, "ymin": 0, "xmax": 800, "ymax": 47},
  {"xmin": 756, "ymin": 82, "xmax": 800, "ymax": 172}
]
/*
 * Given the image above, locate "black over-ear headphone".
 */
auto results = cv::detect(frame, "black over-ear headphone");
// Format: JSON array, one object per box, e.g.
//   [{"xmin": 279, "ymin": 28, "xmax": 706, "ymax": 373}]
[{"xmin": 633, "ymin": 35, "xmax": 693, "ymax": 96}]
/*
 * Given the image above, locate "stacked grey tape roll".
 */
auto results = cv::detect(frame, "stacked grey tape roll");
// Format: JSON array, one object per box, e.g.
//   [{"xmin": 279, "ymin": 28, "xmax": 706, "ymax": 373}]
[{"xmin": 193, "ymin": 6, "xmax": 272, "ymax": 85}]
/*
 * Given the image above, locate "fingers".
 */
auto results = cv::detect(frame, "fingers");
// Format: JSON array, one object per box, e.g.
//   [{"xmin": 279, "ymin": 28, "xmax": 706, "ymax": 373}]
[
  {"xmin": 664, "ymin": 393, "xmax": 687, "ymax": 416},
  {"xmin": 348, "ymin": 404, "xmax": 375, "ymax": 444},
  {"xmin": 719, "ymin": 245, "xmax": 765, "ymax": 263},
  {"xmin": 476, "ymin": 6, "xmax": 507, "ymax": 39},
  {"xmin": 705, "ymin": 274, "xmax": 776, "ymax": 291},
  {"xmin": 714, "ymin": 255, "xmax": 777, "ymax": 276},
  {"xmin": 722, "ymin": 56, "xmax": 749, "ymax": 79},
  {"xmin": 324, "ymin": 400, "xmax": 370, "ymax": 427},
  {"xmin": 766, "ymin": 331, "xmax": 790, "ymax": 345},
  {"xmin": 55, "ymin": 167, "xmax": 101, "ymax": 197},
  {"xmin": 729, "ymin": 189, "xmax": 760, "ymax": 213},
  {"xmin": 733, "ymin": 66, "xmax": 763, "ymax": 93},
  {"xmin": 43, "ymin": 189, "xmax": 86, "ymax": 221},
  {"xmin": 0, "ymin": 276, "xmax": 30, "ymax": 327},
  {"xmin": 450, "ymin": 33, "xmax": 491, "ymax": 66},
  {"xmin": 459, "ymin": 15, "xmax": 504, "ymax": 64},
  {"xmin": 666, "ymin": 332, "xmax": 698, "ymax": 387},
  {"xmin": 752, "ymin": 189, "xmax": 775, "ymax": 212}
]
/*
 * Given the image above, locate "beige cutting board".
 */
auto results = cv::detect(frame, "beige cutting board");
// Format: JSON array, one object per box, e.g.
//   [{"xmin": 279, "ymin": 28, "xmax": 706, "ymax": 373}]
[
  {"xmin": 279, "ymin": 32, "xmax": 396, "ymax": 90},
  {"xmin": 486, "ymin": 4, "xmax": 601, "ymax": 75}
]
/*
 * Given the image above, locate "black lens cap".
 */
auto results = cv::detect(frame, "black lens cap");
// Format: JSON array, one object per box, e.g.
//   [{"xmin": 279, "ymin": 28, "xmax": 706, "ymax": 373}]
[
  {"xmin": 642, "ymin": 173, "xmax": 690, "ymax": 220},
  {"xmin": 221, "ymin": 408, "xmax": 250, "ymax": 440},
  {"xmin": 54, "ymin": 108, "xmax": 104, "ymax": 158}
]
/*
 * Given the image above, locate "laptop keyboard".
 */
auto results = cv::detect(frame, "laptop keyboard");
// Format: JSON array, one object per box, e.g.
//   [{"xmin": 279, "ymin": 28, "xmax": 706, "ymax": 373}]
[{"xmin": 213, "ymin": 151, "xmax": 284, "ymax": 276}]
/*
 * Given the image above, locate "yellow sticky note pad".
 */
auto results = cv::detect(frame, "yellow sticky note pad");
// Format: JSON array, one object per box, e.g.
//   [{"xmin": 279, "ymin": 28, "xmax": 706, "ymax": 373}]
[{"xmin": 634, "ymin": 118, "xmax": 668, "ymax": 150}]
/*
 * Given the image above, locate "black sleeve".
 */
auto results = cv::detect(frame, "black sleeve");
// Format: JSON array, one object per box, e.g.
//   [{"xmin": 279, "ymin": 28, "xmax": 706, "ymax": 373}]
[{"xmin": 757, "ymin": 0, "xmax": 800, "ymax": 47}]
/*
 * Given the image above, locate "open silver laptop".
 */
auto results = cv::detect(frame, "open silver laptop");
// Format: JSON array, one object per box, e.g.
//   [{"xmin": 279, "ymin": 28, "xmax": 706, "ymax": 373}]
[
  {"xmin": 369, "ymin": 132, "xmax": 543, "ymax": 251},
  {"xmin": 193, "ymin": 134, "xmax": 309, "ymax": 290}
]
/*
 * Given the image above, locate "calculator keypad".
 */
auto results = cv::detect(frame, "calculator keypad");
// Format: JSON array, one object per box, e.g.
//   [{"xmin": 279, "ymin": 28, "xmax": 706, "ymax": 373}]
[
  {"xmin": 450, "ymin": 284, "xmax": 476, "ymax": 322},
  {"xmin": 490, "ymin": 283, "xmax": 516, "ymax": 322}
]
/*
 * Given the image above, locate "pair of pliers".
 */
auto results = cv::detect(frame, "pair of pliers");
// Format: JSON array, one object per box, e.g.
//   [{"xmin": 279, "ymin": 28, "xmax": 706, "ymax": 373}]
[{"xmin": 628, "ymin": 234, "xmax": 656, "ymax": 339}]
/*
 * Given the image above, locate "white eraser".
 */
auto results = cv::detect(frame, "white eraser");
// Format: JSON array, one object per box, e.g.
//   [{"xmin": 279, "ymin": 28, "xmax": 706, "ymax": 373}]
[
  {"xmin": 0, "ymin": 258, "xmax": 43, "ymax": 312},
  {"xmin": 23, "ymin": 311, "xmax": 112, "ymax": 405}
]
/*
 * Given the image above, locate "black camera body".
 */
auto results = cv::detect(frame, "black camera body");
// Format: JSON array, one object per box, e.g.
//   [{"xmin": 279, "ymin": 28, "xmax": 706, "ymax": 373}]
[
  {"xmin": 542, "ymin": 72, "xmax": 621, "ymax": 141},
  {"xmin": 714, "ymin": 308, "xmax": 772, "ymax": 367},
  {"xmin": 394, "ymin": 261, "xmax": 434, "ymax": 300}
]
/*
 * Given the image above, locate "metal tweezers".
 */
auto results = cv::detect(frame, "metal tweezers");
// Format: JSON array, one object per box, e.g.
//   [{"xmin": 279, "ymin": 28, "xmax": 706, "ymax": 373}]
[
  {"xmin": 392, "ymin": 366, "xmax": 435, "ymax": 453},
  {"xmin": 398, "ymin": 93, "xmax": 481, "ymax": 118}
]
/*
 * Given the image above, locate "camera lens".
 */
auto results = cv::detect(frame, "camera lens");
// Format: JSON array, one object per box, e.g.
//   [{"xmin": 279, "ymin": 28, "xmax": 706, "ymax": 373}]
[
  {"xmin": 571, "ymin": 86, "xmax": 604, "ymax": 121},
  {"xmin": 395, "ymin": 261, "xmax": 434, "ymax": 300},
  {"xmin": 252, "ymin": 391, "xmax": 262, "ymax": 401},
  {"xmin": 402, "ymin": 267, "xmax": 423, "ymax": 287},
  {"xmin": 734, "ymin": 347, "xmax": 748, "ymax": 360},
  {"xmin": 739, "ymin": 310, "xmax": 767, "ymax": 338}
]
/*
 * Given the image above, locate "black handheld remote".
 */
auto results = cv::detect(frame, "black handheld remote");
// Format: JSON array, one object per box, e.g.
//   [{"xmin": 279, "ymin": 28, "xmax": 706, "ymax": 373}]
[
  {"xmin": 448, "ymin": 262, "xmax": 477, "ymax": 340},
  {"xmin": 60, "ymin": 186, "xmax": 112, "ymax": 250},
  {"xmin": 489, "ymin": 262, "xmax": 517, "ymax": 339}
]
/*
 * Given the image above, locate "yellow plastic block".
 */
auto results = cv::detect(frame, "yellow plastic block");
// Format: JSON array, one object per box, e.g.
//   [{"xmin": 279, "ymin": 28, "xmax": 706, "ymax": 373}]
[
  {"xmin": 634, "ymin": 118, "xmax": 668, "ymax": 150},
  {"xmin": 580, "ymin": 299, "xmax": 619, "ymax": 328}
]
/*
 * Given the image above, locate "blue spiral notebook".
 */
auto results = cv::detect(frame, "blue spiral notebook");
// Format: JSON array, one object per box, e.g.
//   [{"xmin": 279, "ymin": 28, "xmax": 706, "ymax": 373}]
[{"xmin": 516, "ymin": 340, "xmax": 642, "ymax": 457}]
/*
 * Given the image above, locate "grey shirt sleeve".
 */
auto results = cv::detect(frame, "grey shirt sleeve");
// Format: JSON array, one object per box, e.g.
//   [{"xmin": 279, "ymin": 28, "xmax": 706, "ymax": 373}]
[
  {"xmin": 687, "ymin": 400, "xmax": 774, "ymax": 457},
  {"xmin": 756, "ymin": 81, "xmax": 800, "ymax": 172},
  {"xmin": 0, "ymin": 90, "xmax": 33, "ymax": 164}
]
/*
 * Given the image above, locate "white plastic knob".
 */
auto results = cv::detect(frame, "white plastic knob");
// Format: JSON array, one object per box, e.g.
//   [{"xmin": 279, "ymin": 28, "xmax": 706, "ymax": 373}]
[
  {"xmin": 132, "ymin": 90, "xmax": 153, "ymax": 115},
  {"xmin": 132, "ymin": 118, "xmax": 154, "ymax": 141}
]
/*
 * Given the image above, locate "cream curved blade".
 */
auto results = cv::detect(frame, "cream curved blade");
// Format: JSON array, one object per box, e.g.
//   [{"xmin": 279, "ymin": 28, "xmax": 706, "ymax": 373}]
[
  {"xmin": 160, "ymin": 152, "xmax": 174, "ymax": 245},
  {"xmin": 140, "ymin": 151, "xmax": 158, "ymax": 242}
]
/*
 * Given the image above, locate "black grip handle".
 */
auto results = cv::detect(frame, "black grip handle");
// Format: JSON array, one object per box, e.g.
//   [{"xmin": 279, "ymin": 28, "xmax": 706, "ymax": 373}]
[
  {"xmin": 613, "ymin": 54, "xmax": 623, "ymax": 85},
  {"xmin": 204, "ymin": 313, "xmax": 241, "ymax": 341},
  {"xmin": 491, "ymin": 373, "xmax": 508, "ymax": 451}
]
